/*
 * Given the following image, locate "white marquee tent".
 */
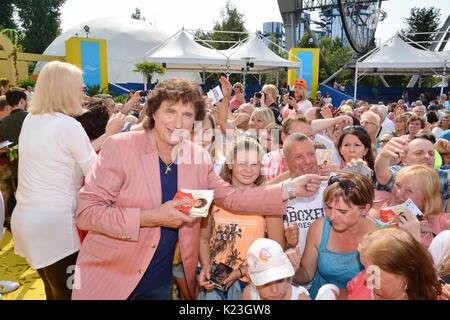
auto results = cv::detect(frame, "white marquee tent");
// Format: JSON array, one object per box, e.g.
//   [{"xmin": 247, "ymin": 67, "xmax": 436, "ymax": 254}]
[
  {"xmin": 145, "ymin": 30, "xmax": 301, "ymax": 75},
  {"xmin": 354, "ymin": 34, "xmax": 449, "ymax": 99}
]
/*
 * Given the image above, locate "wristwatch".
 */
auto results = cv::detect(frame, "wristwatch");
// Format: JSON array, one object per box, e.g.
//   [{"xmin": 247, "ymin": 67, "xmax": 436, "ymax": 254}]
[{"xmin": 282, "ymin": 181, "xmax": 296, "ymax": 200}]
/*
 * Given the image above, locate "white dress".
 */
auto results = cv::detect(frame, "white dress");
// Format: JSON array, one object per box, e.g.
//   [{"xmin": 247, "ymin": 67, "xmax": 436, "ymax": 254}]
[{"xmin": 11, "ymin": 113, "xmax": 97, "ymax": 269}]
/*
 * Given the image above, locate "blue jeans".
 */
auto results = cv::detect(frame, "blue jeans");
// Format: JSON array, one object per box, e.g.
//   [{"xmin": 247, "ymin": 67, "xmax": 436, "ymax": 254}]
[{"xmin": 128, "ymin": 282, "xmax": 172, "ymax": 300}]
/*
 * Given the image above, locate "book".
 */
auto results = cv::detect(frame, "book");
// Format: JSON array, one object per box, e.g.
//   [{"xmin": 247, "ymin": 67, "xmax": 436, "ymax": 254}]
[
  {"xmin": 379, "ymin": 199, "xmax": 423, "ymax": 225},
  {"xmin": 0, "ymin": 140, "xmax": 13, "ymax": 149},
  {"xmin": 174, "ymin": 189, "xmax": 214, "ymax": 218}
]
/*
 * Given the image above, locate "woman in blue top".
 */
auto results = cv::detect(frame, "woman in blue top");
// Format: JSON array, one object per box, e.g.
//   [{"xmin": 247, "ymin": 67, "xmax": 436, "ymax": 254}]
[{"xmin": 293, "ymin": 172, "xmax": 378, "ymax": 299}]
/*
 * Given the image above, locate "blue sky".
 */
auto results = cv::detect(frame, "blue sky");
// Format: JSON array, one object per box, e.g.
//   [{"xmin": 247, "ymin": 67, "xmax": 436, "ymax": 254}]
[{"xmin": 60, "ymin": 0, "xmax": 450, "ymax": 48}]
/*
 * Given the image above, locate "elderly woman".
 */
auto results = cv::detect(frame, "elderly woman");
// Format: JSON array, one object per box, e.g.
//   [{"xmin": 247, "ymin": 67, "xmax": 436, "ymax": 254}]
[
  {"xmin": 11, "ymin": 61, "xmax": 98, "ymax": 300},
  {"xmin": 360, "ymin": 111, "xmax": 381, "ymax": 153},
  {"xmin": 293, "ymin": 172, "xmax": 378, "ymax": 299},
  {"xmin": 71, "ymin": 77, "xmax": 326, "ymax": 300}
]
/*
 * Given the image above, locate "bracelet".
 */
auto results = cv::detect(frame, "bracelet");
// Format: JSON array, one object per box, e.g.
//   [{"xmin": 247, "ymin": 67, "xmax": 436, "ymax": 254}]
[{"xmin": 238, "ymin": 267, "xmax": 243, "ymax": 278}]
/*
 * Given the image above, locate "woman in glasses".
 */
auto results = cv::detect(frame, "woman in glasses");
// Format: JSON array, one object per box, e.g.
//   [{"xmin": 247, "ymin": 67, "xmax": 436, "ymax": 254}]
[
  {"xmin": 229, "ymin": 82, "xmax": 245, "ymax": 113},
  {"xmin": 293, "ymin": 172, "xmax": 378, "ymax": 299}
]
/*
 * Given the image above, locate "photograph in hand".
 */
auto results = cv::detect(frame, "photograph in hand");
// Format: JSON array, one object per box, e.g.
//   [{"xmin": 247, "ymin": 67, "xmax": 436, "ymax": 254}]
[
  {"xmin": 210, "ymin": 263, "xmax": 233, "ymax": 292},
  {"xmin": 173, "ymin": 189, "xmax": 214, "ymax": 217}
]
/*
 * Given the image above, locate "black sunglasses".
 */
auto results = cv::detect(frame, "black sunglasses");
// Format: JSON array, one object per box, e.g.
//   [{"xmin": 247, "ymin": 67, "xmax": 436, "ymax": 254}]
[{"xmin": 328, "ymin": 175, "xmax": 356, "ymax": 192}]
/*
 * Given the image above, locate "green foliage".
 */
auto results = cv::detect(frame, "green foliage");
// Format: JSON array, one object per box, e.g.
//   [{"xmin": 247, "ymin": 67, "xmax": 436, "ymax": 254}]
[
  {"xmin": 85, "ymin": 85, "xmax": 109, "ymax": 97},
  {"xmin": 317, "ymin": 36, "xmax": 353, "ymax": 84},
  {"xmin": 18, "ymin": 78, "xmax": 36, "ymax": 89},
  {"xmin": 0, "ymin": 0, "xmax": 17, "ymax": 30},
  {"xmin": 134, "ymin": 62, "xmax": 166, "ymax": 88},
  {"xmin": 401, "ymin": 7, "xmax": 441, "ymax": 49},
  {"xmin": 194, "ymin": 1, "xmax": 248, "ymax": 84},
  {"xmin": 113, "ymin": 94, "xmax": 129, "ymax": 104},
  {"xmin": 14, "ymin": 0, "xmax": 66, "ymax": 54},
  {"xmin": 6, "ymin": 145, "xmax": 18, "ymax": 162}
]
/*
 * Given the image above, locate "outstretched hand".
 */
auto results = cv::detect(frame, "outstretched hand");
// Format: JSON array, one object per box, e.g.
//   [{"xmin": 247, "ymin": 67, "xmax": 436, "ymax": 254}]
[{"xmin": 219, "ymin": 76, "xmax": 232, "ymax": 100}]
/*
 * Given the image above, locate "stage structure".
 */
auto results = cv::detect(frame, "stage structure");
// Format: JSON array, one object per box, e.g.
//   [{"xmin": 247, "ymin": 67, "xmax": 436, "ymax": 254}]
[{"xmin": 278, "ymin": 0, "xmax": 388, "ymax": 55}]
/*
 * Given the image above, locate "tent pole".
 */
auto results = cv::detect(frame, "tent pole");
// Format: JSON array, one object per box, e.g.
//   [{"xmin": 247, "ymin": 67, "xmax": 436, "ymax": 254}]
[
  {"xmin": 441, "ymin": 63, "xmax": 447, "ymax": 96},
  {"xmin": 354, "ymin": 66, "xmax": 358, "ymax": 102}
]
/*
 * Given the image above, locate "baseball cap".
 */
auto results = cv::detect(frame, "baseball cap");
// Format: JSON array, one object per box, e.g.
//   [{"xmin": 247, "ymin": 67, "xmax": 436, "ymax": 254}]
[
  {"xmin": 428, "ymin": 105, "xmax": 438, "ymax": 111},
  {"xmin": 247, "ymin": 238, "xmax": 294, "ymax": 286},
  {"xmin": 292, "ymin": 78, "xmax": 308, "ymax": 90}
]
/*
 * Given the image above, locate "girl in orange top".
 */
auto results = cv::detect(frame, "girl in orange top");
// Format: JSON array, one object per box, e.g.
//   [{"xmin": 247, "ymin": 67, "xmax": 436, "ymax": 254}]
[{"xmin": 198, "ymin": 137, "xmax": 285, "ymax": 300}]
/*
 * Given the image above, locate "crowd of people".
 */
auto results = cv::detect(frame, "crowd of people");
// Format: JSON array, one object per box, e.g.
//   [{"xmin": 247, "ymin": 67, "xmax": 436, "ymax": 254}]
[{"xmin": 0, "ymin": 60, "xmax": 449, "ymax": 301}]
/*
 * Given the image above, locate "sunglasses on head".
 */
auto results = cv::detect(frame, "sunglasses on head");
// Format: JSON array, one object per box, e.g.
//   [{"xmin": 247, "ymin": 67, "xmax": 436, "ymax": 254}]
[
  {"xmin": 328, "ymin": 175, "xmax": 356, "ymax": 192},
  {"xmin": 343, "ymin": 125, "xmax": 366, "ymax": 133}
]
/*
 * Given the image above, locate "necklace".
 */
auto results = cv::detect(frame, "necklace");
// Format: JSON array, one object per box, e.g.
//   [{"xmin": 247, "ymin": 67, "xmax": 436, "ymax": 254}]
[{"xmin": 164, "ymin": 162, "xmax": 174, "ymax": 174}]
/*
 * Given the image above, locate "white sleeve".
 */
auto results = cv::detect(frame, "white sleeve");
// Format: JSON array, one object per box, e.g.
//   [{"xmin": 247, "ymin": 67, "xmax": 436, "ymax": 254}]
[
  {"xmin": 56, "ymin": 118, "xmax": 97, "ymax": 176},
  {"xmin": 315, "ymin": 284, "xmax": 339, "ymax": 300},
  {"xmin": 428, "ymin": 230, "xmax": 450, "ymax": 267}
]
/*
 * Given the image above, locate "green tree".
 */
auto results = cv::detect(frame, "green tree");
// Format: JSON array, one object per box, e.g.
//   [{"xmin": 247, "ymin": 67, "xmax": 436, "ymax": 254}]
[
  {"xmin": 209, "ymin": 1, "xmax": 247, "ymax": 50},
  {"xmin": 401, "ymin": 7, "xmax": 441, "ymax": 49},
  {"xmin": 0, "ymin": 0, "xmax": 17, "ymax": 30},
  {"xmin": 134, "ymin": 62, "xmax": 166, "ymax": 90},
  {"xmin": 131, "ymin": 8, "xmax": 146, "ymax": 21},
  {"xmin": 316, "ymin": 36, "xmax": 353, "ymax": 84},
  {"xmin": 14, "ymin": 0, "xmax": 66, "ymax": 54}
]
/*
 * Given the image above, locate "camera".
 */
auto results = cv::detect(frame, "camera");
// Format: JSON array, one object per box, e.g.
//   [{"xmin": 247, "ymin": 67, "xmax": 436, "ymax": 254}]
[
  {"xmin": 210, "ymin": 263, "xmax": 233, "ymax": 292},
  {"xmin": 254, "ymin": 92, "xmax": 262, "ymax": 99},
  {"xmin": 139, "ymin": 91, "xmax": 148, "ymax": 97}
]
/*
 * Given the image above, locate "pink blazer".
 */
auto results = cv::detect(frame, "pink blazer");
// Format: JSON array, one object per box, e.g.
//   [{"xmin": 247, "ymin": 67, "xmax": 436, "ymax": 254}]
[{"xmin": 72, "ymin": 130, "xmax": 286, "ymax": 300}]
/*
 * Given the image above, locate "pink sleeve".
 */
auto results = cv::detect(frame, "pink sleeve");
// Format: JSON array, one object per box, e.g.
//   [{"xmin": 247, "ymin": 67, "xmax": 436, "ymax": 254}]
[
  {"xmin": 75, "ymin": 137, "xmax": 141, "ymax": 242},
  {"xmin": 207, "ymin": 166, "xmax": 287, "ymax": 216}
]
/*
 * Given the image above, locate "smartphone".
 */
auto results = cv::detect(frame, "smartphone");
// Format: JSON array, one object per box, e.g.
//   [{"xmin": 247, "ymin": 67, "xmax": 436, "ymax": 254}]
[
  {"xmin": 289, "ymin": 91, "xmax": 295, "ymax": 99},
  {"xmin": 210, "ymin": 263, "xmax": 233, "ymax": 292},
  {"xmin": 254, "ymin": 92, "xmax": 262, "ymax": 99},
  {"xmin": 139, "ymin": 91, "xmax": 147, "ymax": 97}
]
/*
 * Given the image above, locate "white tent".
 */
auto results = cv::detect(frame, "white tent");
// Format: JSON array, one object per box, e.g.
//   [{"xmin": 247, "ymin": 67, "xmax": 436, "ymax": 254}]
[
  {"xmin": 354, "ymin": 34, "xmax": 448, "ymax": 99},
  {"xmin": 35, "ymin": 17, "xmax": 202, "ymax": 84},
  {"xmin": 220, "ymin": 34, "xmax": 302, "ymax": 73},
  {"xmin": 145, "ymin": 30, "xmax": 231, "ymax": 72},
  {"xmin": 145, "ymin": 30, "xmax": 301, "ymax": 75}
]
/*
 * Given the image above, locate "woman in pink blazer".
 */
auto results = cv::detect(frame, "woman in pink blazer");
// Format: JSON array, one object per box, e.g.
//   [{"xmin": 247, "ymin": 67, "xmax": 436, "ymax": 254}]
[{"xmin": 71, "ymin": 77, "xmax": 324, "ymax": 300}]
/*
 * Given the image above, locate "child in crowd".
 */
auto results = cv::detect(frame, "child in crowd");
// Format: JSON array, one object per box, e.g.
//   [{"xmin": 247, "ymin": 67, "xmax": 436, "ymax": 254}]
[{"xmin": 198, "ymin": 137, "xmax": 285, "ymax": 300}]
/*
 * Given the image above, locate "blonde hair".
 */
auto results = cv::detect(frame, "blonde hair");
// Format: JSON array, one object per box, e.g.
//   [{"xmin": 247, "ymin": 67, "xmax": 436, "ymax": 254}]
[
  {"xmin": 29, "ymin": 61, "xmax": 84, "ymax": 116},
  {"xmin": 358, "ymin": 228, "xmax": 440, "ymax": 300},
  {"xmin": 220, "ymin": 137, "xmax": 265, "ymax": 186},
  {"xmin": 361, "ymin": 111, "xmax": 381, "ymax": 127},
  {"xmin": 262, "ymin": 84, "xmax": 279, "ymax": 100},
  {"xmin": 396, "ymin": 165, "xmax": 441, "ymax": 218},
  {"xmin": 250, "ymin": 107, "xmax": 275, "ymax": 126}
]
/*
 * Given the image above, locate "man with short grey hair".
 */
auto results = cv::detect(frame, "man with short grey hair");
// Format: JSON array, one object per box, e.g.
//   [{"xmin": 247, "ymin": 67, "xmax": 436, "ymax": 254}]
[{"xmin": 370, "ymin": 104, "xmax": 395, "ymax": 138}]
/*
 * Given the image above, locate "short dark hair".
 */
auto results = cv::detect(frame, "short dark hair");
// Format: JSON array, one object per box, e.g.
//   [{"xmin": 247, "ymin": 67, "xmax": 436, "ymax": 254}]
[
  {"xmin": 144, "ymin": 78, "xmax": 205, "ymax": 130},
  {"xmin": 5, "ymin": 88, "xmax": 27, "ymax": 107},
  {"xmin": 413, "ymin": 131, "xmax": 436, "ymax": 144},
  {"xmin": 75, "ymin": 100, "xmax": 110, "ymax": 140}
]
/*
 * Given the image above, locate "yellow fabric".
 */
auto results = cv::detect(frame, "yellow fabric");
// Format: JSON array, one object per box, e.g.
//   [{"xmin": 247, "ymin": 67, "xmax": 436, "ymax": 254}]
[{"xmin": 0, "ymin": 230, "xmax": 45, "ymax": 300}]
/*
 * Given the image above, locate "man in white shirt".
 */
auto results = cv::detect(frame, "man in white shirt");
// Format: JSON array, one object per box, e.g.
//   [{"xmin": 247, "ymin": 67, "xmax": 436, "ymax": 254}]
[{"xmin": 282, "ymin": 133, "xmax": 327, "ymax": 253}]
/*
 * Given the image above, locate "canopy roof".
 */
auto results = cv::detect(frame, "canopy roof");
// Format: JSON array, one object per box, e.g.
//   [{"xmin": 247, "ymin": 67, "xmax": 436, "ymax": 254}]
[
  {"xmin": 145, "ymin": 30, "xmax": 301, "ymax": 74},
  {"xmin": 356, "ymin": 35, "xmax": 448, "ymax": 75}
]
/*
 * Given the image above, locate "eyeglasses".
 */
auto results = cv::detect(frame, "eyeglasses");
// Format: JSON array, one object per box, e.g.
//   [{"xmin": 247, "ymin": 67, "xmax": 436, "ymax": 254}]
[
  {"xmin": 328, "ymin": 175, "xmax": 356, "ymax": 192},
  {"xmin": 82, "ymin": 85, "xmax": 87, "ymax": 93}
]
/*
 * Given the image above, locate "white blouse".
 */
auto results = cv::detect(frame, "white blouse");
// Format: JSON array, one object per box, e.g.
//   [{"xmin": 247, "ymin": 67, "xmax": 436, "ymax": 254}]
[{"xmin": 12, "ymin": 113, "xmax": 97, "ymax": 269}]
